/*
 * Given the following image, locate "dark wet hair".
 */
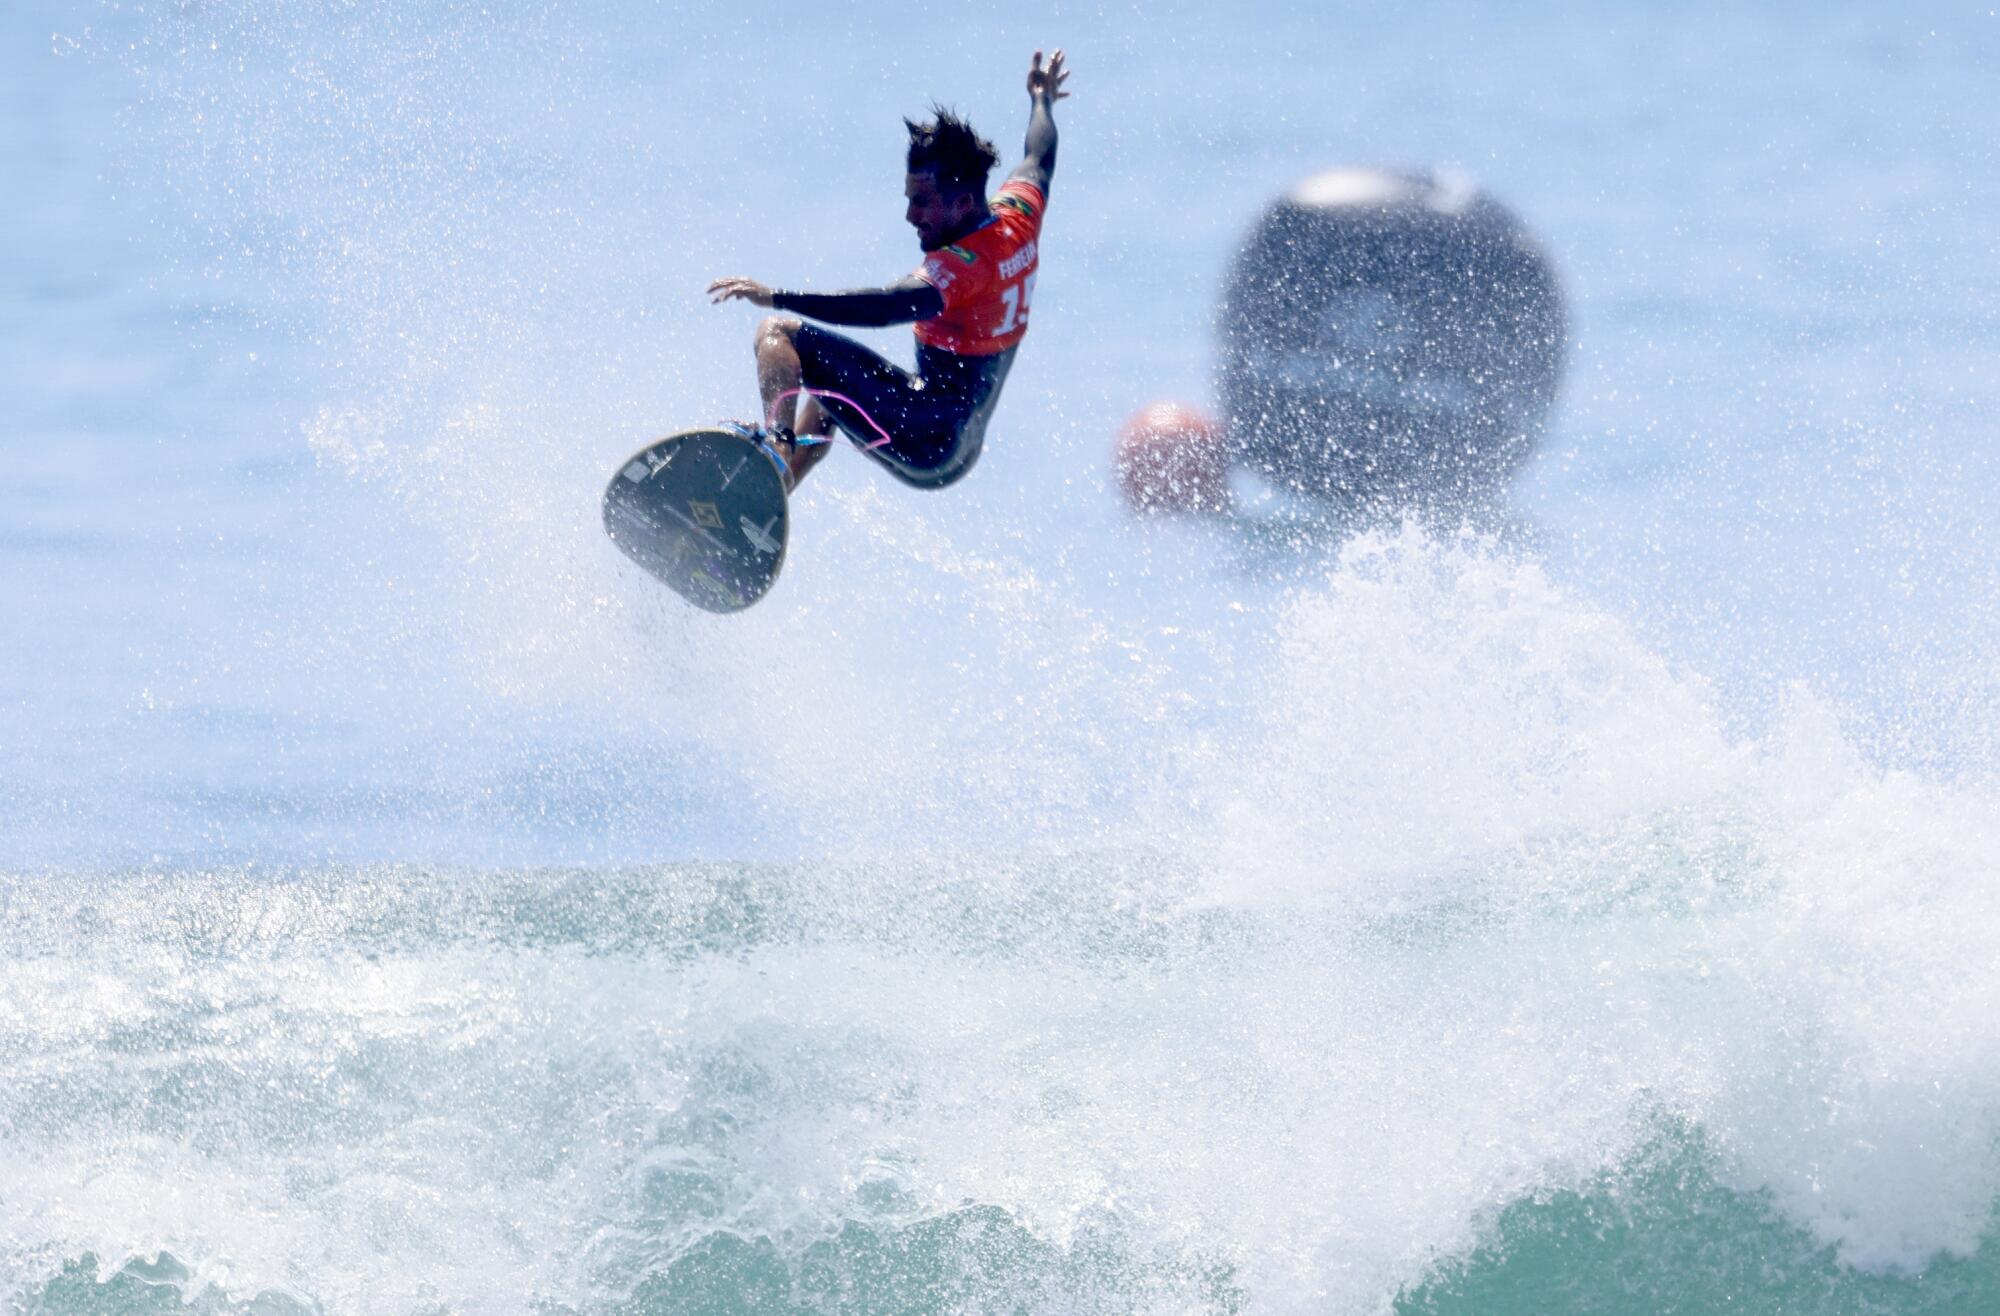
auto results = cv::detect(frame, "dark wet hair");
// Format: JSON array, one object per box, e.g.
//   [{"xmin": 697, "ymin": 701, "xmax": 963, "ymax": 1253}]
[{"xmin": 905, "ymin": 105, "xmax": 998, "ymax": 195}]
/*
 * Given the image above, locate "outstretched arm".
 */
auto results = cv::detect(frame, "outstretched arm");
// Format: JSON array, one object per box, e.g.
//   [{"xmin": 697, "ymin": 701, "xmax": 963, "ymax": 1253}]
[
  {"xmin": 708, "ymin": 275, "xmax": 944, "ymax": 328},
  {"xmin": 1009, "ymin": 48, "xmax": 1069, "ymax": 195}
]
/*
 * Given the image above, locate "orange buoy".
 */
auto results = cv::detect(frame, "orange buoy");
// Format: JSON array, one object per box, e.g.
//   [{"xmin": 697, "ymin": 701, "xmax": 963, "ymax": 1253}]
[{"xmin": 1113, "ymin": 402, "xmax": 1232, "ymax": 514}]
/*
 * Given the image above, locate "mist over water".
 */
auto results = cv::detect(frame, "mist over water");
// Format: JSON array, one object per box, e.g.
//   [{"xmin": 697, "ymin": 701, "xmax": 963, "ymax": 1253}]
[{"xmin": 6, "ymin": 0, "xmax": 2000, "ymax": 1311}]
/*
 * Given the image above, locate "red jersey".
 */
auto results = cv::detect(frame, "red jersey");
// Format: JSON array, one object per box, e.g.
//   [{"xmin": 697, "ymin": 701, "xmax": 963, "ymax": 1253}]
[{"xmin": 911, "ymin": 179, "xmax": 1046, "ymax": 356}]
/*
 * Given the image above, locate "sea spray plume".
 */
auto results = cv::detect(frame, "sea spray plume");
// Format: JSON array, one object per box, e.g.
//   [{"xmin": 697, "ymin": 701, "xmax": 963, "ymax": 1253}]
[
  {"xmin": 1189, "ymin": 525, "xmax": 2000, "ymax": 1288},
  {"xmin": 1705, "ymin": 686, "xmax": 2000, "ymax": 1272},
  {"xmin": 1213, "ymin": 522, "xmax": 1743, "ymax": 908}
]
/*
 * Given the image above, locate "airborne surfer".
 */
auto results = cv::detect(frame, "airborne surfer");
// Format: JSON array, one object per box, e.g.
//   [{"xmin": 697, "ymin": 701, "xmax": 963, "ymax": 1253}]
[{"xmin": 706, "ymin": 49, "xmax": 1069, "ymax": 493}]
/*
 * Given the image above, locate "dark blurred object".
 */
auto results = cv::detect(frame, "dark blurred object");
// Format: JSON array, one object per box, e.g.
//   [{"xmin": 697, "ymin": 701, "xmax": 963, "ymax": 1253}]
[{"xmin": 1217, "ymin": 168, "xmax": 1566, "ymax": 508}]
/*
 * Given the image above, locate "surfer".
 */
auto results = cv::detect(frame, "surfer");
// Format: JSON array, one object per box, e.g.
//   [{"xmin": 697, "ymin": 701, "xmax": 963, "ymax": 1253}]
[{"xmin": 707, "ymin": 49, "xmax": 1068, "ymax": 492}]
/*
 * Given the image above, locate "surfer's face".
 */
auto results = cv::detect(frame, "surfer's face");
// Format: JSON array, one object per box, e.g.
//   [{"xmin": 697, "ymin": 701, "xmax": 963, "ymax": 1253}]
[{"xmin": 905, "ymin": 170, "xmax": 982, "ymax": 251}]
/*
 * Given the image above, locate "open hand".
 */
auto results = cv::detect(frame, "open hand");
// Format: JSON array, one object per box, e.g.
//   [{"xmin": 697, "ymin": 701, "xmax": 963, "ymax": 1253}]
[
  {"xmin": 707, "ymin": 276, "xmax": 776, "ymax": 308},
  {"xmin": 1027, "ymin": 48, "xmax": 1069, "ymax": 103}
]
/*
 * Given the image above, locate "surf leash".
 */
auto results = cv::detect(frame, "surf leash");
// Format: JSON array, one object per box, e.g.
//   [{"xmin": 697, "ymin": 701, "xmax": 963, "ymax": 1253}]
[{"xmin": 767, "ymin": 387, "xmax": 896, "ymax": 451}]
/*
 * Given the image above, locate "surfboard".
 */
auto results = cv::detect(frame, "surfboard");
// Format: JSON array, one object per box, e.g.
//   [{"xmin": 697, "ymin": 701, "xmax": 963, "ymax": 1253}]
[{"xmin": 602, "ymin": 424, "xmax": 790, "ymax": 613}]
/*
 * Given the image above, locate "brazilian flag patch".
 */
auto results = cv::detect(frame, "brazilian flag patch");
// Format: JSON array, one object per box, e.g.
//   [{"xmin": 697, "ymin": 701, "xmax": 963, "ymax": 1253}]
[
  {"xmin": 995, "ymin": 194, "xmax": 1039, "ymax": 220},
  {"xmin": 944, "ymin": 243, "xmax": 978, "ymax": 265}
]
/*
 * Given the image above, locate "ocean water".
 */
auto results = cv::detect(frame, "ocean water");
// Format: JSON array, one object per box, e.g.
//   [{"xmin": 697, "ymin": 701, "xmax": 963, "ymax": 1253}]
[{"xmin": 5, "ymin": 0, "xmax": 2000, "ymax": 1311}]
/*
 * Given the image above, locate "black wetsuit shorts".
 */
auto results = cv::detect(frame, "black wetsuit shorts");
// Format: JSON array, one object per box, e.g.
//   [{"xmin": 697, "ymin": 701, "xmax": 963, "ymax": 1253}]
[{"xmin": 795, "ymin": 322, "xmax": 1017, "ymax": 490}]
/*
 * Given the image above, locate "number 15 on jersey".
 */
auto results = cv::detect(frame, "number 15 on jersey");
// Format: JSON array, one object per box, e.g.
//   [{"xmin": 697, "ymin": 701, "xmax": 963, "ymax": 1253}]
[{"xmin": 997, "ymin": 273, "xmax": 1038, "ymax": 335}]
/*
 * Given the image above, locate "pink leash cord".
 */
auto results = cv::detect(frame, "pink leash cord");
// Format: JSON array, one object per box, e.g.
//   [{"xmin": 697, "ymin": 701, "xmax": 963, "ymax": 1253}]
[{"xmin": 767, "ymin": 387, "xmax": 896, "ymax": 451}]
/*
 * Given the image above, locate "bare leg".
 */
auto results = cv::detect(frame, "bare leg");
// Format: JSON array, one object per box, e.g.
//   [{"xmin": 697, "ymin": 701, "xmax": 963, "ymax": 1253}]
[
  {"xmin": 753, "ymin": 315, "xmax": 803, "ymax": 433},
  {"xmin": 753, "ymin": 316, "xmax": 836, "ymax": 490},
  {"xmin": 789, "ymin": 394, "xmax": 837, "ymax": 487}
]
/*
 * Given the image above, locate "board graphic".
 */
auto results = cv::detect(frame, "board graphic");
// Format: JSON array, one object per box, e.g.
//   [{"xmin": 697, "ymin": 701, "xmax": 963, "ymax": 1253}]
[{"xmin": 602, "ymin": 425, "xmax": 790, "ymax": 613}]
